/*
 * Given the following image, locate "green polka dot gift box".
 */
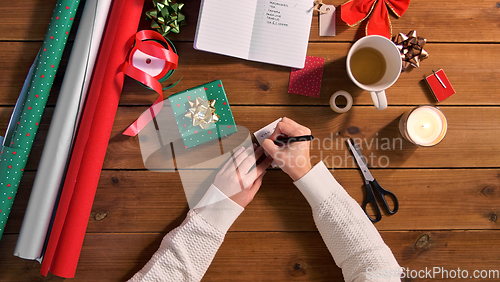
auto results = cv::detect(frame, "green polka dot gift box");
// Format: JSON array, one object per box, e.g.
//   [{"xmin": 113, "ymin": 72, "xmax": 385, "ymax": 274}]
[{"xmin": 168, "ymin": 80, "xmax": 237, "ymax": 149}]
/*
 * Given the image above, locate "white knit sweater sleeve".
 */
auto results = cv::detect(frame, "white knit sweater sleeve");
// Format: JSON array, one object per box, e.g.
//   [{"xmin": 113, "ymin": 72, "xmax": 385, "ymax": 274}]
[
  {"xmin": 294, "ymin": 162, "xmax": 401, "ymax": 282},
  {"xmin": 128, "ymin": 184, "xmax": 244, "ymax": 282}
]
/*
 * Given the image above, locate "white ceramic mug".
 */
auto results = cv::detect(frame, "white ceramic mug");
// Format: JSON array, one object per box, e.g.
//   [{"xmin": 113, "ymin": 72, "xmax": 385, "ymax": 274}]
[{"xmin": 346, "ymin": 35, "xmax": 402, "ymax": 110}]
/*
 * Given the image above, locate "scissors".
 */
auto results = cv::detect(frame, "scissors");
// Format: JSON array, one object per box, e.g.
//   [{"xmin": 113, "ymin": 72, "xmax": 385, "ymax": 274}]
[{"xmin": 346, "ymin": 138, "xmax": 399, "ymax": 222}]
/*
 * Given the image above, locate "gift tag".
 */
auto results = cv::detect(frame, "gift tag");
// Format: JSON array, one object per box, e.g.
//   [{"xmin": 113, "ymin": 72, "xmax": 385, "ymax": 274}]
[
  {"xmin": 319, "ymin": 5, "xmax": 336, "ymax": 36},
  {"xmin": 254, "ymin": 118, "xmax": 282, "ymax": 167}
]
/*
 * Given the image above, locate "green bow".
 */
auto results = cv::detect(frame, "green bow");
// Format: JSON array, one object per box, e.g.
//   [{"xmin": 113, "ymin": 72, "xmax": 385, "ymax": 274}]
[{"xmin": 146, "ymin": 0, "xmax": 186, "ymax": 37}]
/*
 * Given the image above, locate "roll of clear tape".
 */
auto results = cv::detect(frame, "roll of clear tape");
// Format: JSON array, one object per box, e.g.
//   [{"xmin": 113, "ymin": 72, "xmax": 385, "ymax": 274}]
[{"xmin": 330, "ymin": 90, "xmax": 353, "ymax": 113}]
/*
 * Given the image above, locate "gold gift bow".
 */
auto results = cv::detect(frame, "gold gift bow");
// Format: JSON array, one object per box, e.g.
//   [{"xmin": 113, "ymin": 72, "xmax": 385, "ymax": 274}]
[
  {"xmin": 184, "ymin": 97, "xmax": 219, "ymax": 129},
  {"xmin": 393, "ymin": 30, "xmax": 429, "ymax": 71}
]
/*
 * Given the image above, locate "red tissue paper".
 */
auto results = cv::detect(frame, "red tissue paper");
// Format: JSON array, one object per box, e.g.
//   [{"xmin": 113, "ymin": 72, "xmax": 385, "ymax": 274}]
[{"xmin": 288, "ymin": 56, "xmax": 325, "ymax": 98}]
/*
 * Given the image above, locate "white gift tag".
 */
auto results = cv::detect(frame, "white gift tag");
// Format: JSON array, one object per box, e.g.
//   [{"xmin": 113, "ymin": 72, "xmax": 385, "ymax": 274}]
[
  {"xmin": 319, "ymin": 5, "xmax": 336, "ymax": 37},
  {"xmin": 253, "ymin": 118, "xmax": 282, "ymax": 167}
]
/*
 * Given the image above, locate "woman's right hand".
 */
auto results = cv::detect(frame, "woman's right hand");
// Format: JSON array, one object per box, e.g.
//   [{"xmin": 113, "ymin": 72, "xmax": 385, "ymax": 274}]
[{"xmin": 261, "ymin": 117, "xmax": 312, "ymax": 181}]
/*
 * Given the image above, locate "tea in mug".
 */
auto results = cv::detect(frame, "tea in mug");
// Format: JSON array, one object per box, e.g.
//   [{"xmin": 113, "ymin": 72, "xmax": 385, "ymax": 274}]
[{"xmin": 350, "ymin": 47, "xmax": 387, "ymax": 85}]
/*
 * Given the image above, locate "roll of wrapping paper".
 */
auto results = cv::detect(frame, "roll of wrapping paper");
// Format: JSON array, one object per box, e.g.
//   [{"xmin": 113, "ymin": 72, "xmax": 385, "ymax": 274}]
[
  {"xmin": 0, "ymin": 0, "xmax": 81, "ymax": 240},
  {"xmin": 40, "ymin": 0, "xmax": 146, "ymax": 278},
  {"xmin": 14, "ymin": 0, "xmax": 112, "ymax": 261}
]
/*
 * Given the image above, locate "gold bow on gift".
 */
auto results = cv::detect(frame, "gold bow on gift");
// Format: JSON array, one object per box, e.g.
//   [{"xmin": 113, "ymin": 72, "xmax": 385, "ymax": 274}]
[
  {"xmin": 185, "ymin": 97, "xmax": 219, "ymax": 129},
  {"xmin": 393, "ymin": 30, "xmax": 429, "ymax": 71},
  {"xmin": 146, "ymin": 0, "xmax": 186, "ymax": 37}
]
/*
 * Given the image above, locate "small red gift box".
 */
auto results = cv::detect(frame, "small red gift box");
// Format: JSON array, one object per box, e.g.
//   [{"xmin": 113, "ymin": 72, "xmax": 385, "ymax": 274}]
[{"xmin": 425, "ymin": 69, "xmax": 456, "ymax": 102}]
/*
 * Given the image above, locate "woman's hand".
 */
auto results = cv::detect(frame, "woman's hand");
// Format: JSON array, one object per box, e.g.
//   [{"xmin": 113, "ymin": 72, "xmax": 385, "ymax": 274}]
[
  {"xmin": 214, "ymin": 144, "xmax": 273, "ymax": 207},
  {"xmin": 261, "ymin": 117, "xmax": 312, "ymax": 181}
]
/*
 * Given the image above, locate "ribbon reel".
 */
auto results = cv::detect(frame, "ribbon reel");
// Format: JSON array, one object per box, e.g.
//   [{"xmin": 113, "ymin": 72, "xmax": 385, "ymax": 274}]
[{"xmin": 122, "ymin": 30, "xmax": 179, "ymax": 136}]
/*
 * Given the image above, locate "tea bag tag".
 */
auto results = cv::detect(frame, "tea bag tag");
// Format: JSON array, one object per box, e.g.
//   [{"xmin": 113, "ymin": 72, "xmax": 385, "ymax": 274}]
[{"xmin": 319, "ymin": 5, "xmax": 336, "ymax": 36}]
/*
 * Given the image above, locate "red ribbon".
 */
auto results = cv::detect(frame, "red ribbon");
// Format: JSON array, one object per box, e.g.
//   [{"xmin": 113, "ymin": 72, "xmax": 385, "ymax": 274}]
[
  {"xmin": 122, "ymin": 30, "xmax": 178, "ymax": 136},
  {"xmin": 341, "ymin": 0, "xmax": 411, "ymax": 38}
]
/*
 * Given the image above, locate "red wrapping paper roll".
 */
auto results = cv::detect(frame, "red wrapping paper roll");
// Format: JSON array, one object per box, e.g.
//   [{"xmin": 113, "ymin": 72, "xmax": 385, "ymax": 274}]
[{"xmin": 41, "ymin": 0, "xmax": 145, "ymax": 278}]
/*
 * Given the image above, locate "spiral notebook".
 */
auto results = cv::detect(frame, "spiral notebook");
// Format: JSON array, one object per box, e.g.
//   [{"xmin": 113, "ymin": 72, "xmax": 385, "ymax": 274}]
[{"xmin": 194, "ymin": 0, "xmax": 313, "ymax": 69}]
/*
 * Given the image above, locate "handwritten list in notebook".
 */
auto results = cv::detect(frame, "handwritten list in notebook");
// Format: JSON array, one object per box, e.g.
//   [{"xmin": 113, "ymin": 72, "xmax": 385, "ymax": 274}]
[{"xmin": 194, "ymin": 0, "xmax": 313, "ymax": 69}]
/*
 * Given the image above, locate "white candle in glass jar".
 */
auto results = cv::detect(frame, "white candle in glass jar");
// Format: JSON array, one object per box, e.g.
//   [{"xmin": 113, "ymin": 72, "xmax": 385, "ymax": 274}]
[{"xmin": 399, "ymin": 105, "xmax": 448, "ymax": 146}]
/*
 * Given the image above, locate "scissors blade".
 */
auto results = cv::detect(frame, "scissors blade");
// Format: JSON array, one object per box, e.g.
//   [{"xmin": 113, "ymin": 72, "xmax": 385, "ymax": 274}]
[
  {"xmin": 346, "ymin": 138, "xmax": 374, "ymax": 181},
  {"xmin": 350, "ymin": 137, "xmax": 366, "ymax": 165}
]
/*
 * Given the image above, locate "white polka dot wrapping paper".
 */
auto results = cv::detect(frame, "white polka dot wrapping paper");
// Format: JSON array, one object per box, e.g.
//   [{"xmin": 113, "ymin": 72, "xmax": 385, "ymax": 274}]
[
  {"xmin": 0, "ymin": 0, "xmax": 81, "ymax": 242},
  {"xmin": 288, "ymin": 56, "xmax": 325, "ymax": 97},
  {"xmin": 14, "ymin": 0, "xmax": 112, "ymax": 262}
]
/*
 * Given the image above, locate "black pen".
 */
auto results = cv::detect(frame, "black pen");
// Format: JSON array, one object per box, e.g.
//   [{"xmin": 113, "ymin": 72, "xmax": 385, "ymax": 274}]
[{"xmin": 274, "ymin": 135, "xmax": 314, "ymax": 146}]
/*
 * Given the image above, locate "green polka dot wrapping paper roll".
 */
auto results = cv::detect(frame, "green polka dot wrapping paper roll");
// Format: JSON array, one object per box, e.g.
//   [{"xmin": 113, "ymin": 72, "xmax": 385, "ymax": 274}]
[{"xmin": 0, "ymin": 0, "xmax": 81, "ymax": 239}]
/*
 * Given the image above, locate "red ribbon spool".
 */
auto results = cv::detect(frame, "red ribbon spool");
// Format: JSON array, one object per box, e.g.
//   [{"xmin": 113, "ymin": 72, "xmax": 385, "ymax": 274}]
[{"xmin": 122, "ymin": 30, "xmax": 178, "ymax": 136}]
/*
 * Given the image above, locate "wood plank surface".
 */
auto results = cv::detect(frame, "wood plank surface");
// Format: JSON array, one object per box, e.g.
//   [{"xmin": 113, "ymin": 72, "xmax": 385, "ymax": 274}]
[
  {"xmin": 103, "ymin": 106, "xmax": 500, "ymax": 169},
  {"xmin": 1, "ymin": 42, "xmax": 499, "ymax": 106},
  {"xmin": 182, "ymin": 0, "xmax": 500, "ymax": 43},
  {"xmin": 0, "ymin": 106, "xmax": 498, "ymax": 171},
  {"xmin": 0, "ymin": 0, "xmax": 62, "ymax": 41},
  {"xmin": 119, "ymin": 42, "xmax": 500, "ymax": 106},
  {"xmin": 2, "ymin": 0, "xmax": 499, "ymax": 43},
  {"xmin": 4, "ymin": 169, "xmax": 499, "ymax": 235},
  {"xmin": 1, "ymin": 230, "xmax": 500, "ymax": 281},
  {"xmin": 1, "ymin": 0, "xmax": 500, "ymax": 281}
]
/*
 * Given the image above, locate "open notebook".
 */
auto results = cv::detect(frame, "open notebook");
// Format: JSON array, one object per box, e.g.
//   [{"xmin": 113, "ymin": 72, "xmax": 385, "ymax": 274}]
[{"xmin": 194, "ymin": 0, "xmax": 314, "ymax": 69}]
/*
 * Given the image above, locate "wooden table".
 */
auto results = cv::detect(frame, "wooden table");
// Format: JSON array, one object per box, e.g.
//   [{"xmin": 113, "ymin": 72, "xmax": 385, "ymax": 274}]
[{"xmin": 1, "ymin": 0, "xmax": 499, "ymax": 281}]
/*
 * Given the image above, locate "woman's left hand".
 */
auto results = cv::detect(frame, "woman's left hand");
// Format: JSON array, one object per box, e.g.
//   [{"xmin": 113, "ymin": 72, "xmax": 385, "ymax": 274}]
[{"xmin": 214, "ymin": 144, "xmax": 273, "ymax": 207}]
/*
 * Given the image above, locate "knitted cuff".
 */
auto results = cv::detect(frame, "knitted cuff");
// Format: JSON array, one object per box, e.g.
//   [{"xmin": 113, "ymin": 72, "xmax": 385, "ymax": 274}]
[
  {"xmin": 193, "ymin": 184, "xmax": 244, "ymax": 233},
  {"xmin": 293, "ymin": 161, "xmax": 346, "ymax": 208}
]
